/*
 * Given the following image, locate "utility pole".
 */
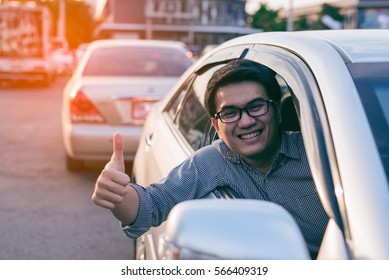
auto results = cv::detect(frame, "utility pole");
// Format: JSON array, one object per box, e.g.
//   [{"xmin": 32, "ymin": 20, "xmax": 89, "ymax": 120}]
[
  {"xmin": 57, "ymin": 0, "xmax": 66, "ymax": 40},
  {"xmin": 287, "ymin": 0, "xmax": 294, "ymax": 31}
]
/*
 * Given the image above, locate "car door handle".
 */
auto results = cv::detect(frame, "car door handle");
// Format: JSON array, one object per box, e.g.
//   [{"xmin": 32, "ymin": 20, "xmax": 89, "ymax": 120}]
[{"xmin": 145, "ymin": 133, "xmax": 153, "ymax": 146}]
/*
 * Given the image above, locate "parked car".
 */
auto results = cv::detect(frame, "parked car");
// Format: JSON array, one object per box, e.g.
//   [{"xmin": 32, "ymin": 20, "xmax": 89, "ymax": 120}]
[
  {"xmin": 74, "ymin": 43, "xmax": 89, "ymax": 65},
  {"xmin": 131, "ymin": 30, "xmax": 389, "ymax": 260},
  {"xmin": 50, "ymin": 37, "xmax": 74, "ymax": 76},
  {"xmin": 62, "ymin": 39, "xmax": 193, "ymax": 171}
]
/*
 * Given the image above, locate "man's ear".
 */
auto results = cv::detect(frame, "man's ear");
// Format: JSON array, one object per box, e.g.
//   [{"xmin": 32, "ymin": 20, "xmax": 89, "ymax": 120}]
[{"xmin": 211, "ymin": 118, "xmax": 219, "ymax": 132}]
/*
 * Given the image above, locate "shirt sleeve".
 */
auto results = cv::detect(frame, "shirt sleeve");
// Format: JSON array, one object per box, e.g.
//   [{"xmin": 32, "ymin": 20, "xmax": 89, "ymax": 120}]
[{"xmin": 121, "ymin": 144, "xmax": 222, "ymax": 239}]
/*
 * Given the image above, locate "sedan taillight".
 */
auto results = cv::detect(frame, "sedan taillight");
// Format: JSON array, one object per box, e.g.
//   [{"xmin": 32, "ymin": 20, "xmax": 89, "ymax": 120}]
[
  {"xmin": 130, "ymin": 97, "xmax": 159, "ymax": 125},
  {"xmin": 70, "ymin": 90, "xmax": 105, "ymax": 123}
]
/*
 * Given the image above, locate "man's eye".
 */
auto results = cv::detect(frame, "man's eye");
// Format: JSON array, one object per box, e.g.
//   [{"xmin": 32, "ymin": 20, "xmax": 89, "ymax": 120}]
[
  {"xmin": 249, "ymin": 103, "xmax": 266, "ymax": 112},
  {"xmin": 221, "ymin": 110, "xmax": 238, "ymax": 118}
]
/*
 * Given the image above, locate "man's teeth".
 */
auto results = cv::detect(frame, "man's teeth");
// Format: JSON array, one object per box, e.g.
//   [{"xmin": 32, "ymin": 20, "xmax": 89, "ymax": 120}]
[{"xmin": 240, "ymin": 131, "xmax": 261, "ymax": 140}]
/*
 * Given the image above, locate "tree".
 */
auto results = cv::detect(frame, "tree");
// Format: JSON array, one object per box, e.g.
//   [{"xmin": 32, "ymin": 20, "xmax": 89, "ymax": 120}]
[
  {"xmin": 294, "ymin": 15, "xmax": 311, "ymax": 31},
  {"xmin": 318, "ymin": 4, "xmax": 344, "ymax": 29},
  {"xmin": 294, "ymin": 4, "xmax": 344, "ymax": 30},
  {"xmin": 38, "ymin": 0, "xmax": 97, "ymax": 49},
  {"xmin": 64, "ymin": 1, "xmax": 97, "ymax": 48},
  {"xmin": 248, "ymin": 3, "xmax": 286, "ymax": 32}
]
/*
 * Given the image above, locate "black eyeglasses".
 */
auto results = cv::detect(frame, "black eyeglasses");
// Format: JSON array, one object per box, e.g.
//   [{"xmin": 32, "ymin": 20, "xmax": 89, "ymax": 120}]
[{"xmin": 214, "ymin": 99, "xmax": 275, "ymax": 124}]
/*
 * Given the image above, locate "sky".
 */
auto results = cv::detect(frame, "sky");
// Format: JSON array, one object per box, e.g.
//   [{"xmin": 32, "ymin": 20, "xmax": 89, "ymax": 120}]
[{"xmin": 246, "ymin": 0, "xmax": 338, "ymax": 14}]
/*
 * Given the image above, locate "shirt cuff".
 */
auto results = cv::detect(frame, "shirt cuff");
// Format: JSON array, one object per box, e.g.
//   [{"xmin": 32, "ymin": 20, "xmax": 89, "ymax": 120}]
[{"xmin": 121, "ymin": 183, "xmax": 152, "ymax": 239}]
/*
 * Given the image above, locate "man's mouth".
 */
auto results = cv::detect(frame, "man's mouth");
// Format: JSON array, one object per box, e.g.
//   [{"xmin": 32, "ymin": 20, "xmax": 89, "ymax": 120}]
[{"xmin": 238, "ymin": 129, "xmax": 263, "ymax": 140}]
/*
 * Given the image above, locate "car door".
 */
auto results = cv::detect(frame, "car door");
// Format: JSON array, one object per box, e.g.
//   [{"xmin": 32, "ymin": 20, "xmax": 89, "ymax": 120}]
[
  {"xmin": 249, "ymin": 42, "xmax": 389, "ymax": 259},
  {"xmin": 252, "ymin": 44, "xmax": 389, "ymax": 260},
  {"xmin": 136, "ymin": 41, "xmax": 382, "ymax": 259},
  {"xmin": 136, "ymin": 42, "xmax": 344, "ymax": 260}
]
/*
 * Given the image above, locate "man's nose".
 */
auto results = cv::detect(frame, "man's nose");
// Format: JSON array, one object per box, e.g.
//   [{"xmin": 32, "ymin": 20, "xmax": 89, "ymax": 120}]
[{"xmin": 238, "ymin": 110, "xmax": 256, "ymax": 126}]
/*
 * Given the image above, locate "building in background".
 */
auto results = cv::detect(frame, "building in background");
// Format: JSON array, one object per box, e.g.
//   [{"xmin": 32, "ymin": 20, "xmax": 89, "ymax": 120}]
[
  {"xmin": 279, "ymin": 0, "xmax": 389, "ymax": 30},
  {"xmin": 93, "ymin": 0, "xmax": 389, "ymax": 51},
  {"xmin": 94, "ymin": 0, "xmax": 260, "ymax": 53},
  {"xmin": 357, "ymin": 0, "xmax": 389, "ymax": 28}
]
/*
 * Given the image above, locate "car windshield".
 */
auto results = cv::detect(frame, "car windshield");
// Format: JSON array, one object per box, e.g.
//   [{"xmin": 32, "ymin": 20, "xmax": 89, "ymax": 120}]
[
  {"xmin": 349, "ymin": 62, "xmax": 389, "ymax": 180},
  {"xmin": 82, "ymin": 46, "xmax": 192, "ymax": 77}
]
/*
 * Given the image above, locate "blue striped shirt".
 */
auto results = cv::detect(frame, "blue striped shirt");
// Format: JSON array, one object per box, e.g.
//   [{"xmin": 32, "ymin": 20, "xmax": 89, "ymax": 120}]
[{"xmin": 123, "ymin": 131, "xmax": 329, "ymax": 258}]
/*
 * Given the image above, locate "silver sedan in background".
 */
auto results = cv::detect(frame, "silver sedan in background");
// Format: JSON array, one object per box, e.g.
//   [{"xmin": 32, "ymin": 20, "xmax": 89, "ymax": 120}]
[
  {"xmin": 131, "ymin": 30, "xmax": 389, "ymax": 260},
  {"xmin": 62, "ymin": 39, "xmax": 193, "ymax": 171}
]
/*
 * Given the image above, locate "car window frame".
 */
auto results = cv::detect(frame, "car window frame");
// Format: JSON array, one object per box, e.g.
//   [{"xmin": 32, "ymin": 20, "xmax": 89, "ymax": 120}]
[
  {"xmin": 173, "ymin": 78, "xmax": 210, "ymax": 151},
  {"xmin": 163, "ymin": 75, "xmax": 200, "ymax": 153},
  {"xmin": 162, "ymin": 46, "xmax": 251, "ymax": 152},
  {"xmin": 158, "ymin": 42, "xmax": 351, "ymax": 255}
]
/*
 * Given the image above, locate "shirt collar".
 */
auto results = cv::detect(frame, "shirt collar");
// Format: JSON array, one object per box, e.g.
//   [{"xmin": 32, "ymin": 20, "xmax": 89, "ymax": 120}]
[
  {"xmin": 213, "ymin": 131, "xmax": 301, "ymax": 163},
  {"xmin": 279, "ymin": 131, "xmax": 301, "ymax": 161}
]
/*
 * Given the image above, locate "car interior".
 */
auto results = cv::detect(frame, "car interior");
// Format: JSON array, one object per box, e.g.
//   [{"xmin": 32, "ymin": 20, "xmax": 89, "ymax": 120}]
[{"xmin": 280, "ymin": 90, "xmax": 300, "ymax": 132}]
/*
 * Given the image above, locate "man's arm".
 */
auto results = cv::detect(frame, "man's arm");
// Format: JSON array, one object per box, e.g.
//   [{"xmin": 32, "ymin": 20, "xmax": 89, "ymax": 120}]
[{"xmin": 91, "ymin": 133, "xmax": 139, "ymax": 225}]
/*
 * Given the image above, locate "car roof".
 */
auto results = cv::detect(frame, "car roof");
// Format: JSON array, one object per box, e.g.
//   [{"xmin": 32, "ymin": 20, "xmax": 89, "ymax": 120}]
[
  {"xmin": 216, "ymin": 29, "xmax": 389, "ymax": 63},
  {"xmin": 88, "ymin": 39, "xmax": 190, "ymax": 51}
]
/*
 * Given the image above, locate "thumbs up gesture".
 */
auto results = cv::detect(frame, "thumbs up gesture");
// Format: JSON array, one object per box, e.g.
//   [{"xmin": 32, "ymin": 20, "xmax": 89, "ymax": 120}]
[
  {"xmin": 108, "ymin": 132, "xmax": 126, "ymax": 173},
  {"xmin": 92, "ymin": 133, "xmax": 131, "ymax": 210}
]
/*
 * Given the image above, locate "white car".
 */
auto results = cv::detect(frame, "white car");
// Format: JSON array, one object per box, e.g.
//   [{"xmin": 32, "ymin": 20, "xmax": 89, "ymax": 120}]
[
  {"xmin": 74, "ymin": 43, "xmax": 89, "ymax": 65},
  {"xmin": 131, "ymin": 30, "xmax": 389, "ymax": 259},
  {"xmin": 51, "ymin": 48, "xmax": 74, "ymax": 76},
  {"xmin": 62, "ymin": 39, "xmax": 193, "ymax": 171},
  {"xmin": 50, "ymin": 37, "xmax": 74, "ymax": 76}
]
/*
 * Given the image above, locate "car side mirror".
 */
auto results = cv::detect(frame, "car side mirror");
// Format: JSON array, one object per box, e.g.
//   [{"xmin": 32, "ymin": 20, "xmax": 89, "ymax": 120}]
[{"xmin": 158, "ymin": 199, "xmax": 310, "ymax": 260}]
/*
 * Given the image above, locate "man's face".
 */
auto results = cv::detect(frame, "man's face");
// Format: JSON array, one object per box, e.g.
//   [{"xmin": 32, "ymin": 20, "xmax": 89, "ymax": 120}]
[{"xmin": 211, "ymin": 81, "xmax": 281, "ymax": 165}]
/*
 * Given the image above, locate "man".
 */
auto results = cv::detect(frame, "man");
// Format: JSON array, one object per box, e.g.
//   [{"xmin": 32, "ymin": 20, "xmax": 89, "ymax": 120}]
[{"xmin": 92, "ymin": 59, "xmax": 329, "ymax": 259}]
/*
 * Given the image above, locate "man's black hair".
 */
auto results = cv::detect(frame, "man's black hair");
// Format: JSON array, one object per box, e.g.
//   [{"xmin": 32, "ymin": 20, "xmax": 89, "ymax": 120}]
[{"xmin": 204, "ymin": 59, "xmax": 281, "ymax": 117}]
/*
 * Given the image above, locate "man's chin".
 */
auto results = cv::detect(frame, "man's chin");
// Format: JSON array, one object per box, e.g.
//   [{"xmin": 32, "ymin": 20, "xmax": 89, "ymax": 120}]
[{"xmin": 239, "ymin": 146, "xmax": 265, "ymax": 159}]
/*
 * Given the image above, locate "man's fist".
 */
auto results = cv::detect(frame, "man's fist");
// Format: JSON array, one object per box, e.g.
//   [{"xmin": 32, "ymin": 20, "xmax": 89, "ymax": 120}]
[{"xmin": 92, "ymin": 133, "xmax": 129, "ymax": 210}]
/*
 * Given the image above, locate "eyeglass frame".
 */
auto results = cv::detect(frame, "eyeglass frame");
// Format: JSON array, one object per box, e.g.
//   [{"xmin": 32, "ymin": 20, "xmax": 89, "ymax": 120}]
[{"xmin": 213, "ymin": 98, "xmax": 276, "ymax": 124}]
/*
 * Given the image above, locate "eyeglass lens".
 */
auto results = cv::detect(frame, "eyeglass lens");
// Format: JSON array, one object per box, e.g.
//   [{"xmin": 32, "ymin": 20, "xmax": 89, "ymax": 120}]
[{"xmin": 218, "ymin": 101, "xmax": 270, "ymax": 123}]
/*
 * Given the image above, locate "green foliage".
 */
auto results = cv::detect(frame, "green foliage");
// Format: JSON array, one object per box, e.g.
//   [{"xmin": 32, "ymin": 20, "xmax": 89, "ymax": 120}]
[
  {"xmin": 37, "ymin": 0, "xmax": 97, "ymax": 49},
  {"xmin": 65, "ymin": 1, "xmax": 97, "ymax": 48},
  {"xmin": 249, "ymin": 3, "xmax": 286, "ymax": 32},
  {"xmin": 294, "ymin": 15, "xmax": 311, "ymax": 31},
  {"xmin": 319, "ymin": 3, "xmax": 344, "ymax": 29},
  {"xmin": 322, "ymin": 3, "xmax": 344, "ymax": 22},
  {"xmin": 249, "ymin": 3, "xmax": 344, "ymax": 31},
  {"xmin": 295, "ymin": 3, "xmax": 344, "ymax": 30}
]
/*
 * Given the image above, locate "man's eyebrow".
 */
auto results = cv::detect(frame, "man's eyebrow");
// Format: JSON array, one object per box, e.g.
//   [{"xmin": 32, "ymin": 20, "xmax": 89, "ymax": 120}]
[
  {"xmin": 247, "ymin": 97, "xmax": 267, "ymax": 105},
  {"xmin": 220, "ymin": 97, "xmax": 267, "ymax": 111}
]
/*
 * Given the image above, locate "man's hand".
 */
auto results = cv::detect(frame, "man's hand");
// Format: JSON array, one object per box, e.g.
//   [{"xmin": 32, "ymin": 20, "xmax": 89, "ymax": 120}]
[
  {"xmin": 109, "ymin": 132, "xmax": 126, "ymax": 173},
  {"xmin": 92, "ymin": 133, "xmax": 130, "ymax": 210}
]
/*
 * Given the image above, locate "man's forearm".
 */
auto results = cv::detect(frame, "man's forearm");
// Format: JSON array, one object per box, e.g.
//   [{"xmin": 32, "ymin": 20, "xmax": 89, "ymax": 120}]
[{"xmin": 112, "ymin": 186, "xmax": 139, "ymax": 225}]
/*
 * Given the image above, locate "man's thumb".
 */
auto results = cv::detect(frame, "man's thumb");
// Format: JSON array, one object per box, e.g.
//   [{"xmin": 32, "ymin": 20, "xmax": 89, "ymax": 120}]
[{"xmin": 111, "ymin": 132, "xmax": 125, "ymax": 172}]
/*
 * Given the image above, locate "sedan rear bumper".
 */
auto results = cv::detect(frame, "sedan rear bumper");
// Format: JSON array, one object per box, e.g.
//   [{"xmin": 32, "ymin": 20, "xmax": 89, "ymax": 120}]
[{"xmin": 63, "ymin": 123, "xmax": 143, "ymax": 162}]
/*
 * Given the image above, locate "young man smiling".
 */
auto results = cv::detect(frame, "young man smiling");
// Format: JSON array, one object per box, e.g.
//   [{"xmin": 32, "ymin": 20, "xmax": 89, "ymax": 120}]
[{"xmin": 92, "ymin": 59, "xmax": 329, "ymax": 259}]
